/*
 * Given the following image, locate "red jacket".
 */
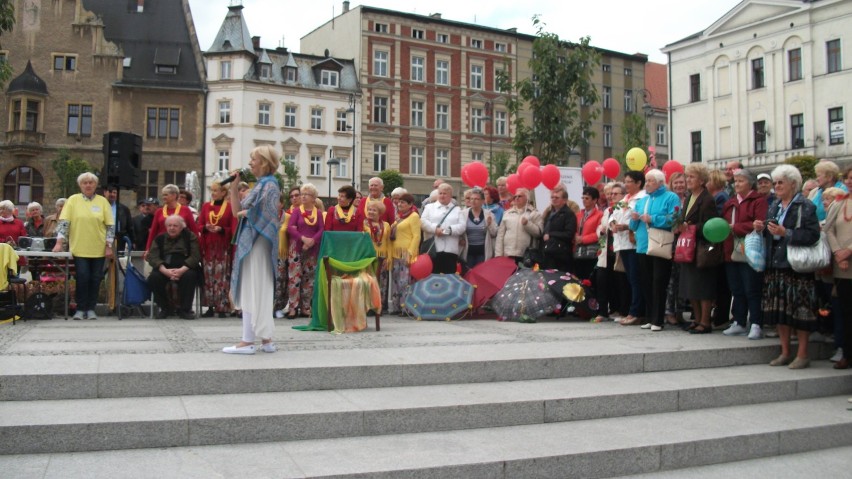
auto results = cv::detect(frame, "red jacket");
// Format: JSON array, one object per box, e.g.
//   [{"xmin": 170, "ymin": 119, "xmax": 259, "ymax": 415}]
[
  {"xmin": 721, "ymin": 191, "xmax": 769, "ymax": 261},
  {"xmin": 357, "ymin": 195, "xmax": 394, "ymax": 225},
  {"xmin": 575, "ymin": 208, "xmax": 603, "ymax": 247},
  {"xmin": 325, "ymin": 204, "xmax": 365, "ymax": 232}
]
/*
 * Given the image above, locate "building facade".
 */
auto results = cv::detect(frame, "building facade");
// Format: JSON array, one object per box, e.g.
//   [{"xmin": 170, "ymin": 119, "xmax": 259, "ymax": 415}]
[
  {"xmin": 203, "ymin": 4, "xmax": 360, "ymax": 199},
  {"xmin": 0, "ymin": 0, "xmax": 206, "ymax": 211},
  {"xmin": 663, "ymin": 0, "xmax": 850, "ymax": 171}
]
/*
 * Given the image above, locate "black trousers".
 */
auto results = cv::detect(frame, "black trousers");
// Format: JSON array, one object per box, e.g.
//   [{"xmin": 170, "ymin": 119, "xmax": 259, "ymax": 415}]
[
  {"xmin": 148, "ymin": 269, "xmax": 198, "ymax": 312},
  {"xmin": 432, "ymin": 252, "xmax": 458, "ymax": 275},
  {"xmin": 836, "ymin": 278, "xmax": 852, "ymax": 360},
  {"xmin": 638, "ymin": 254, "xmax": 673, "ymax": 326}
]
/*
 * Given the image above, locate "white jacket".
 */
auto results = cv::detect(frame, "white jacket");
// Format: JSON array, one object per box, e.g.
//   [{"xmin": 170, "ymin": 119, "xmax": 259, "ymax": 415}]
[
  {"xmin": 612, "ymin": 190, "xmax": 645, "ymax": 252},
  {"xmin": 420, "ymin": 201, "xmax": 466, "ymax": 255}
]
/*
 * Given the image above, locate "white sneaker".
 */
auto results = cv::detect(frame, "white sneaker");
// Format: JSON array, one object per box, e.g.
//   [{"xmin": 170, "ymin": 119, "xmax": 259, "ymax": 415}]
[
  {"xmin": 86, "ymin": 310, "xmax": 98, "ymax": 320},
  {"xmin": 747, "ymin": 324, "xmax": 764, "ymax": 340},
  {"xmin": 72, "ymin": 310, "xmax": 86, "ymax": 320},
  {"xmin": 222, "ymin": 344, "xmax": 256, "ymax": 355},
  {"xmin": 650, "ymin": 325, "xmax": 663, "ymax": 332},
  {"xmin": 274, "ymin": 310, "xmax": 285, "ymax": 319},
  {"xmin": 260, "ymin": 342, "xmax": 277, "ymax": 353},
  {"xmin": 640, "ymin": 322, "xmax": 652, "ymax": 329},
  {"xmin": 723, "ymin": 323, "xmax": 748, "ymax": 336},
  {"xmin": 830, "ymin": 348, "xmax": 844, "ymax": 362}
]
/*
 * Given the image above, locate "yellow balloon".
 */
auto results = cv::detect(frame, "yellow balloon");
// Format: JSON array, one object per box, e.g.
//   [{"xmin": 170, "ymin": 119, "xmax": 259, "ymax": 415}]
[{"xmin": 626, "ymin": 147, "xmax": 648, "ymax": 171}]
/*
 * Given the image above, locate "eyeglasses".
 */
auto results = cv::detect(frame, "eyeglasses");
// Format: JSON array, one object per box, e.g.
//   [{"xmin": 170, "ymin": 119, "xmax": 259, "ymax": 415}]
[
  {"xmin": 513, "ymin": 195, "xmax": 525, "ymax": 199},
  {"xmin": 773, "ymin": 181, "xmax": 784, "ymax": 186}
]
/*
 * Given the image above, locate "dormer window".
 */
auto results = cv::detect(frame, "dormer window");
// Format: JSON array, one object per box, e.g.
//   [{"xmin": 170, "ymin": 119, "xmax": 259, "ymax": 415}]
[
  {"xmin": 153, "ymin": 47, "xmax": 180, "ymax": 75},
  {"xmin": 321, "ymin": 70, "xmax": 339, "ymax": 87},
  {"xmin": 286, "ymin": 67, "xmax": 297, "ymax": 83},
  {"xmin": 260, "ymin": 64, "xmax": 272, "ymax": 80}
]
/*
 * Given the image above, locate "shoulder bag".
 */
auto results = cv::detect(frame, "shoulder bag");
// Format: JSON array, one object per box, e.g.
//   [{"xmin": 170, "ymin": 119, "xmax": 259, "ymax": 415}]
[
  {"xmin": 730, "ymin": 207, "xmax": 748, "ymax": 263},
  {"xmin": 787, "ymin": 205, "xmax": 831, "ymax": 273},
  {"xmin": 420, "ymin": 205, "xmax": 457, "ymax": 259},
  {"xmin": 574, "ymin": 213, "xmax": 600, "ymax": 260},
  {"xmin": 644, "ymin": 197, "xmax": 674, "ymax": 260}
]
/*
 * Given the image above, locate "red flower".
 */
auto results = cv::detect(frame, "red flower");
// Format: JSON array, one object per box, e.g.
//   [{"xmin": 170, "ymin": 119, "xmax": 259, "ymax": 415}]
[{"xmin": 581, "ymin": 279, "xmax": 592, "ymax": 287}]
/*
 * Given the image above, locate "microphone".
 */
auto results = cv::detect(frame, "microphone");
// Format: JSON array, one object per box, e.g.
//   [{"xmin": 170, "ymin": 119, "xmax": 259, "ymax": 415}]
[{"xmin": 219, "ymin": 168, "xmax": 248, "ymax": 186}]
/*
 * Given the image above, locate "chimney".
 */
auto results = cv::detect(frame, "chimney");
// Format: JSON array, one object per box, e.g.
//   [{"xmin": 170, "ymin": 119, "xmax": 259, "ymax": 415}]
[
  {"xmin": 430, "ymin": 13, "xmax": 442, "ymax": 19},
  {"xmin": 252, "ymin": 36, "xmax": 260, "ymax": 49},
  {"xmin": 342, "ymin": 1, "xmax": 350, "ymax": 13}
]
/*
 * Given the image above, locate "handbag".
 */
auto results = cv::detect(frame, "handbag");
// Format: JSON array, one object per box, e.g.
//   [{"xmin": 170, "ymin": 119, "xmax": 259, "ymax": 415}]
[
  {"xmin": 674, "ymin": 224, "xmax": 697, "ymax": 263},
  {"xmin": 787, "ymin": 205, "xmax": 831, "ymax": 273},
  {"xmin": 643, "ymin": 198, "xmax": 674, "ymax": 259},
  {"xmin": 522, "ymin": 242, "xmax": 544, "ymax": 268},
  {"xmin": 613, "ymin": 252, "xmax": 626, "ymax": 273},
  {"xmin": 574, "ymin": 212, "xmax": 600, "ymax": 260},
  {"xmin": 730, "ymin": 208, "xmax": 748, "ymax": 263},
  {"xmin": 744, "ymin": 230, "xmax": 766, "ymax": 272},
  {"xmin": 420, "ymin": 205, "xmax": 457, "ymax": 259}
]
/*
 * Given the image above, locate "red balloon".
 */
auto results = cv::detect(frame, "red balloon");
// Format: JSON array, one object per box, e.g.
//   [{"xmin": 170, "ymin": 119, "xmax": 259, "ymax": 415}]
[
  {"xmin": 461, "ymin": 164, "xmax": 473, "ymax": 187},
  {"xmin": 662, "ymin": 160, "xmax": 684, "ymax": 182},
  {"xmin": 522, "ymin": 155, "xmax": 541, "ymax": 168},
  {"xmin": 602, "ymin": 158, "xmax": 620, "ymax": 179},
  {"xmin": 541, "ymin": 164, "xmax": 561, "ymax": 190},
  {"xmin": 520, "ymin": 165, "xmax": 542, "ymax": 190},
  {"xmin": 410, "ymin": 254, "xmax": 433, "ymax": 280},
  {"xmin": 582, "ymin": 161, "xmax": 603, "ymax": 185},
  {"xmin": 468, "ymin": 162, "xmax": 488, "ymax": 187},
  {"xmin": 517, "ymin": 162, "xmax": 531, "ymax": 176},
  {"xmin": 506, "ymin": 173, "xmax": 522, "ymax": 194}
]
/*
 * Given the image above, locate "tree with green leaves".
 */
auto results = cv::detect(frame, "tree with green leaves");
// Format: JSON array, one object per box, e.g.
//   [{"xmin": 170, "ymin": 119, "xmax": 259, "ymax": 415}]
[
  {"xmin": 378, "ymin": 169, "xmax": 403, "ymax": 196},
  {"xmin": 489, "ymin": 151, "xmax": 512, "ymax": 183},
  {"xmin": 618, "ymin": 113, "xmax": 649, "ymax": 168},
  {"xmin": 52, "ymin": 149, "xmax": 94, "ymax": 198},
  {"xmin": 498, "ymin": 16, "xmax": 600, "ymax": 165},
  {"xmin": 280, "ymin": 158, "xmax": 301, "ymax": 192},
  {"xmin": 785, "ymin": 155, "xmax": 818, "ymax": 180},
  {"xmin": 0, "ymin": 1, "xmax": 14, "ymax": 88}
]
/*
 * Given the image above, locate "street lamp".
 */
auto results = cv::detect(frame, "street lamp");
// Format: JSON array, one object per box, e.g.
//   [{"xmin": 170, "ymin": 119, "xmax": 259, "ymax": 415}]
[
  {"xmin": 327, "ymin": 157, "xmax": 340, "ymax": 199},
  {"xmin": 346, "ymin": 94, "xmax": 356, "ymax": 188}
]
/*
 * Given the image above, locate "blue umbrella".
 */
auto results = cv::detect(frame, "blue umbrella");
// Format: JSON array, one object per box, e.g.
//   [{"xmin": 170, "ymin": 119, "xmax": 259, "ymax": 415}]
[{"xmin": 403, "ymin": 274, "xmax": 474, "ymax": 321}]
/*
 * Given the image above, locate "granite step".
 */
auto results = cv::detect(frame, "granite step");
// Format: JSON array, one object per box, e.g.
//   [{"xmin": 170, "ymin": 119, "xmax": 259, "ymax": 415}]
[
  {"xmin": 2, "ymin": 334, "xmax": 827, "ymax": 401},
  {"xmin": 1, "ymin": 396, "xmax": 850, "ymax": 478},
  {"xmin": 2, "ymin": 363, "xmax": 849, "ymax": 455}
]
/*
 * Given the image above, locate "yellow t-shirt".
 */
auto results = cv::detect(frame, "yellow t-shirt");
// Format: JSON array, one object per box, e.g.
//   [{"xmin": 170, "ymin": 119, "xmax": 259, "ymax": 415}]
[{"xmin": 59, "ymin": 194, "xmax": 115, "ymax": 258}]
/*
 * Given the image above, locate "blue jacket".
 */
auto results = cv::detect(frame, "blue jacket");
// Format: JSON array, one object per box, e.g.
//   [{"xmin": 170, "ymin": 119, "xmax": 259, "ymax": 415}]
[{"xmin": 629, "ymin": 185, "xmax": 680, "ymax": 254}]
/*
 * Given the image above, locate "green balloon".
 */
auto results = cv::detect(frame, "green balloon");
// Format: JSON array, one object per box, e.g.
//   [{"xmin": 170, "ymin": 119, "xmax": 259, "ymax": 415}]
[{"xmin": 703, "ymin": 217, "xmax": 731, "ymax": 243}]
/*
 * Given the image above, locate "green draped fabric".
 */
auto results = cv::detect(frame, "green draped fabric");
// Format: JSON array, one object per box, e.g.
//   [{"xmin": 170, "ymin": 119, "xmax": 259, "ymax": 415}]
[{"xmin": 293, "ymin": 231, "xmax": 377, "ymax": 331}]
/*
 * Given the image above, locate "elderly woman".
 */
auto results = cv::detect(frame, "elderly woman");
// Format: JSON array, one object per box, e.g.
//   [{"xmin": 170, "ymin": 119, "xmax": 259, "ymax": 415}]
[
  {"xmin": 676, "ymin": 163, "xmax": 721, "ymax": 334},
  {"xmin": 629, "ymin": 169, "xmax": 680, "ymax": 331},
  {"xmin": 43, "ymin": 198, "xmax": 66, "ymax": 238},
  {"xmin": 274, "ymin": 186, "xmax": 303, "ymax": 318},
  {"xmin": 810, "ymin": 160, "xmax": 847, "ymax": 222},
  {"xmin": 390, "ymin": 187, "xmax": 408, "ymax": 216},
  {"xmin": 707, "ymin": 169, "xmax": 733, "ymax": 329},
  {"xmin": 483, "ymin": 185, "xmax": 504, "ymax": 225},
  {"xmin": 287, "ymin": 183, "xmax": 324, "ymax": 319},
  {"xmin": 388, "ymin": 193, "xmax": 421, "ymax": 313},
  {"xmin": 574, "ymin": 186, "xmax": 604, "ymax": 280},
  {"xmin": 461, "ymin": 188, "xmax": 498, "ymax": 269},
  {"xmin": 541, "ymin": 187, "xmax": 577, "ymax": 272},
  {"xmin": 144, "ymin": 183, "xmax": 199, "ymax": 255},
  {"xmin": 663, "ymin": 171, "xmax": 687, "ymax": 325},
  {"xmin": 496, "ymin": 188, "xmax": 542, "ymax": 263},
  {"xmin": 594, "ymin": 183, "xmax": 630, "ymax": 322},
  {"xmin": 721, "ymin": 169, "xmax": 769, "ymax": 339},
  {"xmin": 0, "ymin": 200, "xmax": 27, "ymax": 245},
  {"xmin": 364, "ymin": 200, "xmax": 390, "ymax": 307},
  {"xmin": 52, "ymin": 172, "xmax": 115, "ymax": 320},
  {"xmin": 198, "ymin": 181, "xmax": 236, "ymax": 318},
  {"xmin": 421, "ymin": 183, "xmax": 465, "ymax": 274},
  {"xmin": 615, "ymin": 171, "xmax": 647, "ymax": 325},
  {"xmin": 24, "ymin": 202, "xmax": 45, "ymax": 237},
  {"xmin": 222, "ymin": 145, "xmax": 281, "ymax": 354},
  {"xmin": 826, "ymin": 165, "xmax": 852, "ymax": 369},
  {"xmin": 753, "ymin": 164, "xmax": 821, "ymax": 369}
]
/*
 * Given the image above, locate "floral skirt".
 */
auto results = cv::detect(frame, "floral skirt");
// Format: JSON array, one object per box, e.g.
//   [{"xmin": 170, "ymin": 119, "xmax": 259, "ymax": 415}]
[
  {"xmin": 202, "ymin": 248, "xmax": 233, "ymax": 313},
  {"xmin": 389, "ymin": 258, "xmax": 411, "ymax": 314},
  {"xmin": 761, "ymin": 268, "xmax": 818, "ymax": 331}
]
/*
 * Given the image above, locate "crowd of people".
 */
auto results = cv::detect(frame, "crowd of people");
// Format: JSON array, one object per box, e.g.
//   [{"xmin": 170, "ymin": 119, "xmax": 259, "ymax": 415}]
[{"xmin": 4, "ymin": 147, "xmax": 851, "ymax": 368}]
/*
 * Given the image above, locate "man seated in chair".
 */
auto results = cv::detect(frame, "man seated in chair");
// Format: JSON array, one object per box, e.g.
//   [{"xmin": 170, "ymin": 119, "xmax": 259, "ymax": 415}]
[{"xmin": 146, "ymin": 216, "xmax": 201, "ymax": 319}]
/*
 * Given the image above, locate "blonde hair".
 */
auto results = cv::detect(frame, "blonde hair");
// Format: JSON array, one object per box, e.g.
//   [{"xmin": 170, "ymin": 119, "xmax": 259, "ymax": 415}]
[
  {"xmin": 77, "ymin": 172, "xmax": 98, "ymax": 185},
  {"xmin": 251, "ymin": 145, "xmax": 281, "ymax": 176},
  {"xmin": 707, "ymin": 169, "xmax": 727, "ymax": 191},
  {"xmin": 684, "ymin": 163, "xmax": 710, "ymax": 186},
  {"xmin": 814, "ymin": 160, "xmax": 840, "ymax": 179},
  {"xmin": 366, "ymin": 200, "xmax": 386, "ymax": 215},
  {"xmin": 162, "ymin": 184, "xmax": 180, "ymax": 196},
  {"xmin": 300, "ymin": 183, "xmax": 318, "ymax": 197},
  {"xmin": 823, "ymin": 187, "xmax": 845, "ymax": 203}
]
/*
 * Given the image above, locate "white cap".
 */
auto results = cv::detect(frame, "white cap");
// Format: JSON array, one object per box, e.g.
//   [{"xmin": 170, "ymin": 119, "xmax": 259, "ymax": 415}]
[{"xmin": 756, "ymin": 173, "xmax": 771, "ymax": 181}]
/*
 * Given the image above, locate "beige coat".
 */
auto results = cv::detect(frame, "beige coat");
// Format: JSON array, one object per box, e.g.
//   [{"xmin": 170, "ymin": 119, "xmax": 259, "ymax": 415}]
[
  {"xmin": 496, "ymin": 205, "xmax": 543, "ymax": 257},
  {"xmin": 825, "ymin": 197, "xmax": 852, "ymax": 279}
]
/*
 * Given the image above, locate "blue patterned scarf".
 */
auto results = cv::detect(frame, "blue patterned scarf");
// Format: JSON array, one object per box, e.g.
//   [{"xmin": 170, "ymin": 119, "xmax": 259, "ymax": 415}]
[{"xmin": 231, "ymin": 175, "xmax": 280, "ymax": 302}]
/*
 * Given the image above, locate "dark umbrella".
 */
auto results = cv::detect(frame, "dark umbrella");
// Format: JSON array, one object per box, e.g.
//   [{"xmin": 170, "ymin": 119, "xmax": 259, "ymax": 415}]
[
  {"xmin": 491, "ymin": 268, "xmax": 561, "ymax": 322},
  {"xmin": 403, "ymin": 274, "xmax": 474, "ymax": 321},
  {"xmin": 463, "ymin": 256, "xmax": 518, "ymax": 310},
  {"xmin": 539, "ymin": 269, "xmax": 598, "ymax": 319}
]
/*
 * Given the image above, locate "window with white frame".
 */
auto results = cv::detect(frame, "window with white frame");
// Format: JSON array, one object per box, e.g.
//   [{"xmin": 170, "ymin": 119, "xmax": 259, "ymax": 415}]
[
  {"xmin": 827, "ymin": 39, "xmax": 842, "ymax": 74},
  {"xmin": 336, "ymin": 110, "xmax": 348, "ymax": 132},
  {"xmin": 373, "ymin": 96, "xmax": 388, "ymax": 124},
  {"xmin": 373, "ymin": 144, "xmax": 387, "ymax": 171},
  {"xmin": 437, "ymin": 33, "xmax": 449, "ymax": 44},
  {"xmin": 471, "ymin": 38, "xmax": 482, "ymax": 49},
  {"xmin": 410, "ymin": 146, "xmax": 424, "ymax": 175},
  {"xmin": 284, "ymin": 153, "xmax": 297, "ymax": 165},
  {"xmin": 286, "ymin": 67, "xmax": 297, "ymax": 83},
  {"xmin": 472, "ymin": 152, "xmax": 483, "ymax": 163},
  {"xmin": 624, "ymin": 90, "xmax": 633, "ymax": 112},
  {"xmin": 217, "ymin": 150, "xmax": 230, "ymax": 171},
  {"xmin": 603, "ymin": 86, "xmax": 611, "ymax": 109},
  {"xmin": 310, "ymin": 107, "xmax": 323, "ymax": 130},
  {"xmin": 603, "ymin": 125, "xmax": 612, "ymax": 147},
  {"xmin": 374, "ymin": 23, "xmax": 388, "ymax": 33},
  {"xmin": 337, "ymin": 157, "xmax": 348, "ymax": 178},
  {"xmin": 260, "ymin": 64, "xmax": 272, "ymax": 80},
  {"xmin": 471, "ymin": 107, "xmax": 484, "ymax": 133},
  {"xmin": 411, "ymin": 101, "xmax": 424, "ymax": 127},
  {"xmin": 257, "ymin": 102, "xmax": 271, "ymax": 126},
  {"xmin": 751, "ymin": 58, "xmax": 765, "ymax": 89},
  {"xmin": 436, "ymin": 103, "xmax": 449, "ymax": 130},
  {"xmin": 791, "ymin": 114, "xmax": 804, "ymax": 149},
  {"xmin": 411, "ymin": 56, "xmax": 424, "ymax": 82},
  {"xmin": 374, "ymin": 50, "xmax": 388, "ymax": 77},
  {"xmin": 624, "ymin": 68, "xmax": 632, "ymax": 76},
  {"xmin": 470, "ymin": 64, "xmax": 483, "ymax": 90},
  {"xmin": 436, "ymin": 60, "xmax": 449, "ymax": 85},
  {"xmin": 436, "ymin": 149, "xmax": 449, "ymax": 176},
  {"xmin": 829, "ymin": 107, "xmax": 844, "ymax": 145},
  {"xmin": 656, "ymin": 124, "xmax": 667, "ymax": 146},
  {"xmin": 220, "ymin": 61, "xmax": 231, "ymax": 80},
  {"xmin": 495, "ymin": 111, "xmax": 507, "ymax": 136},
  {"xmin": 788, "ymin": 48, "xmax": 802, "ymax": 81},
  {"xmin": 602, "ymin": 64, "xmax": 611, "ymax": 72},
  {"xmin": 412, "ymin": 29, "xmax": 424, "ymax": 40},
  {"xmin": 218, "ymin": 100, "xmax": 231, "ymax": 124},
  {"xmin": 284, "ymin": 105, "xmax": 297, "ymax": 128},
  {"xmin": 310, "ymin": 155, "xmax": 322, "ymax": 176},
  {"xmin": 321, "ymin": 70, "xmax": 339, "ymax": 86},
  {"xmin": 495, "ymin": 42, "xmax": 507, "ymax": 53}
]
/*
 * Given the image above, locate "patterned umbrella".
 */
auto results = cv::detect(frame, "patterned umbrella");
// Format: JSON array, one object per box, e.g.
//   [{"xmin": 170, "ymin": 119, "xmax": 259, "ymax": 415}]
[
  {"xmin": 491, "ymin": 269, "xmax": 561, "ymax": 322},
  {"xmin": 539, "ymin": 269, "xmax": 598, "ymax": 319},
  {"xmin": 403, "ymin": 274, "xmax": 474, "ymax": 321}
]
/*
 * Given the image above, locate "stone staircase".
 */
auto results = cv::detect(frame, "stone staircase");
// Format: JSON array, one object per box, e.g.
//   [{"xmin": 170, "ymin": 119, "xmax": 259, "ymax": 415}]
[{"xmin": 1, "ymin": 325, "xmax": 851, "ymax": 478}]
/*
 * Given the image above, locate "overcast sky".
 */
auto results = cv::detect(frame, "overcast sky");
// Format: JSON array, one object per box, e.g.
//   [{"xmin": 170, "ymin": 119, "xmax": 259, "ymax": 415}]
[{"xmin": 188, "ymin": 0, "xmax": 744, "ymax": 64}]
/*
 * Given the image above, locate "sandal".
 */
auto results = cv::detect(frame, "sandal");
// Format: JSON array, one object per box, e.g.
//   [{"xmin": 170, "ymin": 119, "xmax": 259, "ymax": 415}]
[
  {"xmin": 664, "ymin": 314, "xmax": 680, "ymax": 326},
  {"xmin": 592, "ymin": 316, "xmax": 607, "ymax": 323},
  {"xmin": 620, "ymin": 316, "xmax": 641, "ymax": 326},
  {"xmin": 689, "ymin": 324, "xmax": 712, "ymax": 334}
]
